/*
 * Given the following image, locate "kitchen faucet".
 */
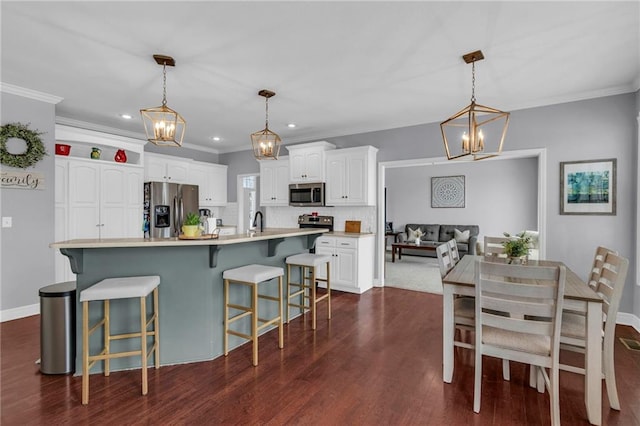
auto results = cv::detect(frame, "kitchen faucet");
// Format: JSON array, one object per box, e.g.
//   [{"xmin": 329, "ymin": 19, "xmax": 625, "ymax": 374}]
[{"xmin": 252, "ymin": 211, "xmax": 264, "ymax": 232}]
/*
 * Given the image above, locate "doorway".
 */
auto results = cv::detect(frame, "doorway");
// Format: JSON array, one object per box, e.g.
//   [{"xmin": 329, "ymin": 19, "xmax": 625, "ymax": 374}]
[{"xmin": 237, "ymin": 174, "xmax": 259, "ymax": 234}]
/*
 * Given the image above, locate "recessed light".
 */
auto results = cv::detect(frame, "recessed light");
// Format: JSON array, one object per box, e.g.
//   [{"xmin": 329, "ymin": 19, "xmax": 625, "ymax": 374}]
[
  {"xmin": 120, "ymin": 114, "xmax": 132, "ymax": 120},
  {"xmin": 211, "ymin": 136, "xmax": 221, "ymax": 142},
  {"xmin": 287, "ymin": 123, "xmax": 296, "ymax": 128}
]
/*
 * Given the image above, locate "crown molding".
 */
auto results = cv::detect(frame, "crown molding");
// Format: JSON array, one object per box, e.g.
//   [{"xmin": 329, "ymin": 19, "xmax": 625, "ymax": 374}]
[
  {"xmin": 55, "ymin": 116, "xmax": 220, "ymax": 154},
  {"xmin": 0, "ymin": 82, "xmax": 63, "ymax": 104}
]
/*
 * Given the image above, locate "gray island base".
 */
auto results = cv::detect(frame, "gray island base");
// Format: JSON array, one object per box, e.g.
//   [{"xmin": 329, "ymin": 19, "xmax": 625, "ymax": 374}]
[{"xmin": 50, "ymin": 228, "xmax": 328, "ymax": 374}]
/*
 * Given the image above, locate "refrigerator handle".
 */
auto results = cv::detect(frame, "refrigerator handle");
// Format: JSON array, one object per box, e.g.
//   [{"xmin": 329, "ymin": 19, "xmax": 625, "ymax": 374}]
[
  {"xmin": 173, "ymin": 196, "xmax": 179, "ymax": 234},
  {"xmin": 179, "ymin": 198, "xmax": 184, "ymax": 230}
]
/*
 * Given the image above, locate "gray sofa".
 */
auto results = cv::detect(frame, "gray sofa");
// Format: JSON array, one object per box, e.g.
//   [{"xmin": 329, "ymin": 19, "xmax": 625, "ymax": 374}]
[{"xmin": 397, "ymin": 224, "xmax": 479, "ymax": 258}]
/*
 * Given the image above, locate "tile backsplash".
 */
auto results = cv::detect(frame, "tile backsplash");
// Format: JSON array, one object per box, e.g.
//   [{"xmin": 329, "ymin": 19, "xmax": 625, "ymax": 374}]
[{"xmin": 264, "ymin": 206, "xmax": 377, "ymax": 232}]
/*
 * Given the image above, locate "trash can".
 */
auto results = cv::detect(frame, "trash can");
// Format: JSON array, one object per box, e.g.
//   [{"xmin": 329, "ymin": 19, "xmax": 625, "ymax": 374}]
[{"xmin": 39, "ymin": 281, "xmax": 76, "ymax": 374}]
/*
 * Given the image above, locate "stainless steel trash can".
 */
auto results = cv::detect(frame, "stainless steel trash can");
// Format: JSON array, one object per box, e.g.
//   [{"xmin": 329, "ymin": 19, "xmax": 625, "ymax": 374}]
[{"xmin": 39, "ymin": 281, "xmax": 76, "ymax": 374}]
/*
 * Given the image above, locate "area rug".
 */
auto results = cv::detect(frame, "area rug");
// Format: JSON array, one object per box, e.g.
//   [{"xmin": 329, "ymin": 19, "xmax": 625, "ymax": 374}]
[{"xmin": 384, "ymin": 251, "xmax": 443, "ymax": 295}]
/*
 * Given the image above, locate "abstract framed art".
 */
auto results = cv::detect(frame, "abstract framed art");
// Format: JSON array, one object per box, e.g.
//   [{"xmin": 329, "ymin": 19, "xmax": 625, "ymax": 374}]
[
  {"xmin": 560, "ymin": 158, "xmax": 616, "ymax": 215},
  {"xmin": 431, "ymin": 175, "xmax": 465, "ymax": 208}
]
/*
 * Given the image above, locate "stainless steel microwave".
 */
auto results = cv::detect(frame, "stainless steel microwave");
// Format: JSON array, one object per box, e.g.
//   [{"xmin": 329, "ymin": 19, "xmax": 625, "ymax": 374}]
[{"xmin": 289, "ymin": 183, "xmax": 325, "ymax": 207}]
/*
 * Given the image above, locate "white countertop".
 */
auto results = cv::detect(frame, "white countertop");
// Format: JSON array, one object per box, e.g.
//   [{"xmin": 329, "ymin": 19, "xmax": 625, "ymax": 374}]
[{"xmin": 50, "ymin": 228, "xmax": 329, "ymax": 249}]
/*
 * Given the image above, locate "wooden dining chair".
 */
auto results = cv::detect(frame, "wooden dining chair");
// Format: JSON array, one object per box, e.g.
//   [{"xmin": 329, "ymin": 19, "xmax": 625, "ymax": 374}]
[
  {"xmin": 587, "ymin": 246, "xmax": 618, "ymax": 290},
  {"xmin": 474, "ymin": 258, "xmax": 566, "ymax": 426},
  {"xmin": 483, "ymin": 236, "xmax": 509, "ymax": 258},
  {"xmin": 437, "ymin": 242, "xmax": 474, "ymax": 350},
  {"xmin": 447, "ymin": 239, "xmax": 461, "ymax": 264},
  {"xmin": 559, "ymin": 251, "xmax": 629, "ymax": 410}
]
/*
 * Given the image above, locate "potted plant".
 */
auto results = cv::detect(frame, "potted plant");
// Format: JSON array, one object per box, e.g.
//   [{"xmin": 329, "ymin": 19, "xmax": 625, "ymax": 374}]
[
  {"xmin": 502, "ymin": 231, "xmax": 532, "ymax": 263},
  {"xmin": 182, "ymin": 212, "xmax": 202, "ymax": 237}
]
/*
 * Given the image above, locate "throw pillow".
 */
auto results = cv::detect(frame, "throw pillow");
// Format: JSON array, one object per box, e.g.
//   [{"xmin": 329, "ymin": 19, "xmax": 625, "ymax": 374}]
[
  {"xmin": 407, "ymin": 227, "xmax": 421, "ymax": 241},
  {"xmin": 454, "ymin": 228, "xmax": 470, "ymax": 243}
]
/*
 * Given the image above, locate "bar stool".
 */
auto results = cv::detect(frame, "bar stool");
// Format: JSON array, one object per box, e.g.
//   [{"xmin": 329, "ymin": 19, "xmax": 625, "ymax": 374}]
[
  {"xmin": 285, "ymin": 253, "xmax": 331, "ymax": 330},
  {"xmin": 223, "ymin": 264, "xmax": 284, "ymax": 366},
  {"xmin": 79, "ymin": 275, "xmax": 160, "ymax": 405}
]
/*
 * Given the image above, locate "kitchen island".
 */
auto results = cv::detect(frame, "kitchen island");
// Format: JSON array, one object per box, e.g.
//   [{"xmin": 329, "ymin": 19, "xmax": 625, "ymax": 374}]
[{"xmin": 50, "ymin": 228, "xmax": 328, "ymax": 373}]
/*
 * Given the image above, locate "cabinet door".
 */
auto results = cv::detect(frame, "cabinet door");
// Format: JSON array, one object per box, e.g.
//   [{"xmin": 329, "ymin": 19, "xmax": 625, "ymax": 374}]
[
  {"xmin": 315, "ymin": 246, "xmax": 335, "ymax": 282},
  {"xmin": 260, "ymin": 160, "xmax": 289, "ymax": 206},
  {"xmin": 125, "ymin": 167, "xmax": 144, "ymax": 237},
  {"xmin": 344, "ymin": 153, "xmax": 366, "ymax": 204},
  {"xmin": 55, "ymin": 160, "xmax": 74, "ymax": 282},
  {"xmin": 304, "ymin": 150, "xmax": 325, "ymax": 181},
  {"xmin": 335, "ymin": 247, "xmax": 357, "ymax": 287},
  {"xmin": 100, "ymin": 166, "xmax": 128, "ymax": 238},
  {"xmin": 289, "ymin": 151, "xmax": 307, "ymax": 182},
  {"xmin": 145, "ymin": 156, "xmax": 166, "ymax": 181},
  {"xmin": 208, "ymin": 165, "xmax": 227, "ymax": 205},
  {"xmin": 189, "ymin": 164, "xmax": 209, "ymax": 204},
  {"xmin": 69, "ymin": 162, "xmax": 101, "ymax": 239},
  {"xmin": 166, "ymin": 159, "xmax": 189, "ymax": 183},
  {"xmin": 325, "ymin": 155, "xmax": 346, "ymax": 205}
]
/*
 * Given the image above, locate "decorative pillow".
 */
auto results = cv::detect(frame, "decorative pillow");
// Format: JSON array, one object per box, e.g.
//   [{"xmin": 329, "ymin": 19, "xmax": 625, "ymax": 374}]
[
  {"xmin": 407, "ymin": 227, "xmax": 421, "ymax": 241},
  {"xmin": 454, "ymin": 228, "xmax": 470, "ymax": 243}
]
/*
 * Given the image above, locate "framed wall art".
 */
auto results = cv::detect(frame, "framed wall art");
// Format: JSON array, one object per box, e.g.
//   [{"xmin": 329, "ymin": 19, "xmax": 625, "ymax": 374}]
[
  {"xmin": 560, "ymin": 158, "xmax": 616, "ymax": 215},
  {"xmin": 431, "ymin": 175, "xmax": 465, "ymax": 208}
]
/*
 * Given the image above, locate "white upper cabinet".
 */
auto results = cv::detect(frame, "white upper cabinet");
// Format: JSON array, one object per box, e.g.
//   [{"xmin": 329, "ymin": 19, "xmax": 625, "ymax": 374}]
[
  {"xmin": 145, "ymin": 154, "xmax": 190, "ymax": 183},
  {"xmin": 189, "ymin": 161, "xmax": 228, "ymax": 206},
  {"xmin": 259, "ymin": 156, "xmax": 289, "ymax": 206},
  {"xmin": 286, "ymin": 141, "xmax": 335, "ymax": 183},
  {"xmin": 325, "ymin": 145, "xmax": 378, "ymax": 206}
]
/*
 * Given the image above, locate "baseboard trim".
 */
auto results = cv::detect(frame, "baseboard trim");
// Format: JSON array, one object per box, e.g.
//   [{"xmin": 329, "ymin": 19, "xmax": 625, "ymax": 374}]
[
  {"xmin": 0, "ymin": 303, "xmax": 39, "ymax": 322},
  {"xmin": 617, "ymin": 312, "xmax": 640, "ymax": 334}
]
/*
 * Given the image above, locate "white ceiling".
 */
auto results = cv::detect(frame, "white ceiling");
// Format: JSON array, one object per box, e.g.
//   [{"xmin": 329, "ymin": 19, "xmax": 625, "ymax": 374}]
[{"xmin": 2, "ymin": 1, "xmax": 639, "ymax": 154}]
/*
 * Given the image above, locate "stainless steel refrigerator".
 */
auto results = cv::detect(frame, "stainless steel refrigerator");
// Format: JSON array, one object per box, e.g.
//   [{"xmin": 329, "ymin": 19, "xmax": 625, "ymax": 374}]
[{"xmin": 144, "ymin": 182, "xmax": 199, "ymax": 238}]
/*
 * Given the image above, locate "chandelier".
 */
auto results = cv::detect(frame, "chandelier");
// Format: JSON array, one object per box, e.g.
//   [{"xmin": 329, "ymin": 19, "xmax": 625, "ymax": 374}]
[
  {"xmin": 140, "ymin": 54, "xmax": 186, "ymax": 147},
  {"xmin": 440, "ymin": 50, "xmax": 510, "ymax": 160},
  {"xmin": 251, "ymin": 89, "xmax": 281, "ymax": 160}
]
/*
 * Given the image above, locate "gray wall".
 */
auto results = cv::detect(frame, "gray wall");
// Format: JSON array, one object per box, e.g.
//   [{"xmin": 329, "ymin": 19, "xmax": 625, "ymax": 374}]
[
  {"xmin": 386, "ymin": 157, "xmax": 538, "ymax": 241},
  {"xmin": 221, "ymin": 92, "xmax": 639, "ymax": 318},
  {"xmin": 144, "ymin": 143, "xmax": 219, "ymax": 163},
  {"xmin": 1, "ymin": 92, "xmax": 56, "ymax": 311},
  {"xmin": 219, "ymin": 150, "xmax": 261, "ymax": 203}
]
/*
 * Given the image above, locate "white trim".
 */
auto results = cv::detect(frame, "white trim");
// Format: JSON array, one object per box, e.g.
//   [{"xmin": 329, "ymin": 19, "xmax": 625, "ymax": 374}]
[
  {"xmin": 0, "ymin": 82, "xmax": 63, "ymax": 104},
  {"xmin": 0, "ymin": 303, "xmax": 39, "ymax": 322},
  {"xmin": 617, "ymin": 312, "xmax": 640, "ymax": 335},
  {"xmin": 376, "ymin": 148, "xmax": 548, "ymax": 287},
  {"xmin": 636, "ymin": 113, "xmax": 640, "ymax": 289},
  {"xmin": 56, "ymin": 117, "xmax": 221, "ymax": 155}
]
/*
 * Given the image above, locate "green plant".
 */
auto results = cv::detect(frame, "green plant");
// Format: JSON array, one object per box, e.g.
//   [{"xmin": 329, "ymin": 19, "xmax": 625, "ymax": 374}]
[
  {"xmin": 502, "ymin": 231, "xmax": 532, "ymax": 258},
  {"xmin": 183, "ymin": 212, "xmax": 200, "ymax": 226}
]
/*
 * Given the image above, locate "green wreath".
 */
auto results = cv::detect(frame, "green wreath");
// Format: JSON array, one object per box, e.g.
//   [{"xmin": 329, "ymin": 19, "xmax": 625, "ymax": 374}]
[{"xmin": 0, "ymin": 122, "xmax": 47, "ymax": 169}]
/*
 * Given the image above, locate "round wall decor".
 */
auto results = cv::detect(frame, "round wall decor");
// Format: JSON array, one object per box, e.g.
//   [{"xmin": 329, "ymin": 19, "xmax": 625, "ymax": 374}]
[
  {"xmin": 0, "ymin": 122, "xmax": 47, "ymax": 169},
  {"xmin": 431, "ymin": 175, "xmax": 465, "ymax": 208}
]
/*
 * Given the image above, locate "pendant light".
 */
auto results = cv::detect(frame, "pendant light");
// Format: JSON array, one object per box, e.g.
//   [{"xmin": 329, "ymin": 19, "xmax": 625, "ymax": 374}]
[
  {"xmin": 440, "ymin": 50, "xmax": 510, "ymax": 160},
  {"xmin": 140, "ymin": 54, "xmax": 186, "ymax": 147},
  {"xmin": 251, "ymin": 89, "xmax": 281, "ymax": 160}
]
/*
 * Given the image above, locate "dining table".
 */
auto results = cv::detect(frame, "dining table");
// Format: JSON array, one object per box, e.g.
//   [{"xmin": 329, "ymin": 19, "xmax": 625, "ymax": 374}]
[{"xmin": 442, "ymin": 255, "xmax": 604, "ymax": 426}]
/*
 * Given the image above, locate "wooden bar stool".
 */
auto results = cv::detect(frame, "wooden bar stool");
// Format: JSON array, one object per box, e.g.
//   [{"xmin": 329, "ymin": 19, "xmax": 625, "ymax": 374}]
[
  {"xmin": 285, "ymin": 253, "xmax": 331, "ymax": 330},
  {"xmin": 223, "ymin": 264, "xmax": 284, "ymax": 366},
  {"xmin": 79, "ymin": 275, "xmax": 160, "ymax": 405}
]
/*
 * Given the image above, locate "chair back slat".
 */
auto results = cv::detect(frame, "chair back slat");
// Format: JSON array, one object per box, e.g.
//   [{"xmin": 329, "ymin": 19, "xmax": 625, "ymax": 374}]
[
  {"xmin": 436, "ymin": 243, "xmax": 454, "ymax": 278},
  {"xmin": 482, "ymin": 296, "xmax": 556, "ymax": 319},
  {"xmin": 595, "ymin": 252, "xmax": 628, "ymax": 323},
  {"xmin": 447, "ymin": 239, "xmax": 461, "ymax": 264},
  {"xmin": 481, "ymin": 278, "xmax": 557, "ymax": 299},
  {"xmin": 588, "ymin": 246, "xmax": 617, "ymax": 290},
  {"xmin": 482, "ymin": 313, "xmax": 554, "ymax": 336}
]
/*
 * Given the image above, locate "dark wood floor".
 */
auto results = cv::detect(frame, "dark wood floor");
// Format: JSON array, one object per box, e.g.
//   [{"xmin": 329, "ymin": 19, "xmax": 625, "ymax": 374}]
[{"xmin": 2, "ymin": 287, "xmax": 639, "ymax": 425}]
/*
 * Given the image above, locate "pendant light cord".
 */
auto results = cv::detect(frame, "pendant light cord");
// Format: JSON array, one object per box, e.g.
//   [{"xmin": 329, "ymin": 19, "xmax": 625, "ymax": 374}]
[
  {"xmin": 265, "ymin": 96, "xmax": 269, "ymax": 129},
  {"xmin": 162, "ymin": 63, "xmax": 168, "ymax": 107},
  {"xmin": 470, "ymin": 61, "xmax": 476, "ymax": 103}
]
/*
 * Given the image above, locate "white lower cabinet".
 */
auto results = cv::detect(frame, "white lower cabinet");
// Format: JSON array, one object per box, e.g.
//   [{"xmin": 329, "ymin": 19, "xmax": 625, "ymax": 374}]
[
  {"xmin": 217, "ymin": 226, "xmax": 236, "ymax": 236},
  {"xmin": 314, "ymin": 234, "xmax": 374, "ymax": 294}
]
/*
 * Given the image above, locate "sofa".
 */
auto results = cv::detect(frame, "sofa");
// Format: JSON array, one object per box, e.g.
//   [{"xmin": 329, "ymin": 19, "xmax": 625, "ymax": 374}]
[{"xmin": 397, "ymin": 224, "xmax": 479, "ymax": 258}]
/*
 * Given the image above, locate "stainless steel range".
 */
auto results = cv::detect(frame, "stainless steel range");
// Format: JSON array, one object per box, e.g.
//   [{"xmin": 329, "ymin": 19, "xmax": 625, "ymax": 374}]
[{"xmin": 298, "ymin": 214, "xmax": 334, "ymax": 231}]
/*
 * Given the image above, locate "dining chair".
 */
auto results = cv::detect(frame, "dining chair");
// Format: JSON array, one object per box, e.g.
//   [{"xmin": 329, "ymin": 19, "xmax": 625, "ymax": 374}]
[
  {"xmin": 447, "ymin": 239, "xmax": 461, "ymax": 264},
  {"xmin": 559, "ymin": 251, "xmax": 629, "ymax": 410},
  {"xmin": 474, "ymin": 258, "xmax": 566, "ymax": 426},
  {"xmin": 587, "ymin": 246, "xmax": 618, "ymax": 290},
  {"xmin": 483, "ymin": 236, "xmax": 509, "ymax": 258},
  {"xmin": 437, "ymin": 242, "xmax": 474, "ymax": 350}
]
